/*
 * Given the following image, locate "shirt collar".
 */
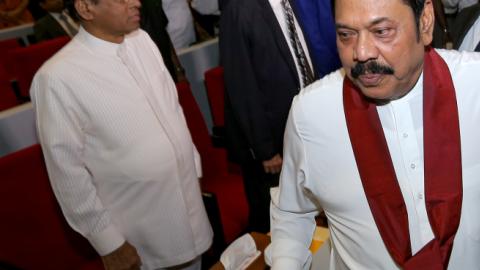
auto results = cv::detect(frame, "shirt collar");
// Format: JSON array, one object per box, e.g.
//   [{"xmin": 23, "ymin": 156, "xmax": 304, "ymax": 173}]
[
  {"xmin": 390, "ymin": 71, "xmax": 423, "ymax": 106},
  {"xmin": 75, "ymin": 26, "xmax": 122, "ymax": 56}
]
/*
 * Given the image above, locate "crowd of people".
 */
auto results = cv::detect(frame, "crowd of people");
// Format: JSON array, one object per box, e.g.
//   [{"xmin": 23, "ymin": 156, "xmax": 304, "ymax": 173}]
[{"xmin": 2, "ymin": 0, "xmax": 479, "ymax": 269}]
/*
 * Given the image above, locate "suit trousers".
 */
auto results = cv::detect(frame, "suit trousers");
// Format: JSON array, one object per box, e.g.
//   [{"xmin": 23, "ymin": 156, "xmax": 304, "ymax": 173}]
[{"xmin": 240, "ymin": 157, "xmax": 280, "ymax": 233}]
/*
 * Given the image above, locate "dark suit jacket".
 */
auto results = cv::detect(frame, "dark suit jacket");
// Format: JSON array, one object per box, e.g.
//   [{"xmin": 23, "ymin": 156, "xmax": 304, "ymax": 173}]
[
  {"xmin": 220, "ymin": 0, "xmax": 311, "ymax": 162},
  {"xmin": 451, "ymin": 3, "xmax": 480, "ymax": 50},
  {"xmin": 34, "ymin": 13, "xmax": 68, "ymax": 42}
]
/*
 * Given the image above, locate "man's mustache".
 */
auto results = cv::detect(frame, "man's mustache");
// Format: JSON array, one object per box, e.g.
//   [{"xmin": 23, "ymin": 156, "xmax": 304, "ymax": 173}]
[{"xmin": 351, "ymin": 61, "xmax": 395, "ymax": 78}]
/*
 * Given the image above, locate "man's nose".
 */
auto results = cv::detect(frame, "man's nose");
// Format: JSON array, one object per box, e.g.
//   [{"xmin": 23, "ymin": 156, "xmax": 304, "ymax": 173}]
[
  {"xmin": 353, "ymin": 33, "xmax": 379, "ymax": 63},
  {"xmin": 129, "ymin": 0, "xmax": 141, "ymax": 8}
]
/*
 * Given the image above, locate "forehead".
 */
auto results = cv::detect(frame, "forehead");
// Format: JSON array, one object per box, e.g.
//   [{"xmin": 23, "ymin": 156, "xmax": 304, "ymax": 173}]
[{"xmin": 334, "ymin": 0, "xmax": 413, "ymax": 27}]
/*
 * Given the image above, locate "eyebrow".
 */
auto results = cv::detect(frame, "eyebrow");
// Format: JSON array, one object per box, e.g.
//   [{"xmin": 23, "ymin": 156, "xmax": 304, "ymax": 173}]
[{"xmin": 335, "ymin": 17, "xmax": 391, "ymax": 30}]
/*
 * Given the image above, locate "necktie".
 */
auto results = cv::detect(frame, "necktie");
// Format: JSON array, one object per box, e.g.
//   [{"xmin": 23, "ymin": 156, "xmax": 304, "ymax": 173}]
[
  {"xmin": 281, "ymin": 0, "xmax": 315, "ymax": 87},
  {"xmin": 59, "ymin": 13, "xmax": 78, "ymax": 37},
  {"xmin": 475, "ymin": 40, "xmax": 480, "ymax": 52}
]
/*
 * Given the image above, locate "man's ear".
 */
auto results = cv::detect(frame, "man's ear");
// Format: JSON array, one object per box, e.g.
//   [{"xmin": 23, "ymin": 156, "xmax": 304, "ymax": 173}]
[
  {"xmin": 420, "ymin": 0, "xmax": 434, "ymax": 45},
  {"xmin": 74, "ymin": 0, "xmax": 95, "ymax": 21}
]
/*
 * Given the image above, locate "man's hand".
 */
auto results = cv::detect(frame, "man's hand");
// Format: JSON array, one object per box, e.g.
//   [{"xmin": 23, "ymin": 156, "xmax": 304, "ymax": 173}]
[
  {"xmin": 101, "ymin": 241, "xmax": 142, "ymax": 270},
  {"xmin": 262, "ymin": 154, "xmax": 282, "ymax": 174}
]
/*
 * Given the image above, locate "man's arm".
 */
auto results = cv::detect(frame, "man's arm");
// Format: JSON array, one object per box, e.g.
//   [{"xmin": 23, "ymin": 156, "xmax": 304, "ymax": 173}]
[
  {"xmin": 30, "ymin": 72, "xmax": 127, "ymax": 257},
  {"xmin": 220, "ymin": 3, "xmax": 279, "ymax": 163},
  {"xmin": 269, "ymin": 97, "xmax": 318, "ymax": 270}
]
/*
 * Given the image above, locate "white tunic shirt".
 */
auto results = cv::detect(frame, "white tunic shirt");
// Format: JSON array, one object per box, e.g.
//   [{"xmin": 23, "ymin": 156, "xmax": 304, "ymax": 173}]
[
  {"xmin": 30, "ymin": 27, "xmax": 213, "ymax": 269},
  {"xmin": 269, "ymin": 49, "xmax": 480, "ymax": 270}
]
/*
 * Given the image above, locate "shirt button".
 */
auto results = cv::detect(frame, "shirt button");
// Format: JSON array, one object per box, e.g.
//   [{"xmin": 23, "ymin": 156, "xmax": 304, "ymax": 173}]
[
  {"xmin": 410, "ymin": 163, "xmax": 416, "ymax": 169},
  {"xmin": 403, "ymin": 133, "xmax": 408, "ymax": 138},
  {"xmin": 418, "ymin": 193, "xmax": 424, "ymax": 200}
]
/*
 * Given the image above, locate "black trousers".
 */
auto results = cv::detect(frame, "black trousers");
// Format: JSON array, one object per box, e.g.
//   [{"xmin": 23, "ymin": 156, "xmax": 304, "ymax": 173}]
[{"xmin": 240, "ymin": 157, "xmax": 280, "ymax": 233}]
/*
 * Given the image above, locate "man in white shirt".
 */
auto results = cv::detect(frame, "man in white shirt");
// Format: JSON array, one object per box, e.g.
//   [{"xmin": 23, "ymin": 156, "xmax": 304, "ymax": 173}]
[
  {"xmin": 162, "ymin": 0, "xmax": 196, "ymax": 49},
  {"xmin": 269, "ymin": 0, "xmax": 480, "ymax": 269},
  {"xmin": 30, "ymin": 0, "xmax": 213, "ymax": 269}
]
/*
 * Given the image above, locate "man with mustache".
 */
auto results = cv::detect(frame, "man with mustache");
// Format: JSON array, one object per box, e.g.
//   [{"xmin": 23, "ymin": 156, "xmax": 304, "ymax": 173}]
[
  {"xmin": 30, "ymin": 0, "xmax": 213, "ymax": 268},
  {"xmin": 268, "ymin": 0, "xmax": 480, "ymax": 269}
]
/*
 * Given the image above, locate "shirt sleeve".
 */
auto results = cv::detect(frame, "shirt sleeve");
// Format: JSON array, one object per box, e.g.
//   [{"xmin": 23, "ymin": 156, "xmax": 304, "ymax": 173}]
[
  {"xmin": 268, "ymin": 96, "xmax": 319, "ymax": 270},
  {"xmin": 191, "ymin": 0, "xmax": 220, "ymax": 15},
  {"xmin": 30, "ymin": 71, "xmax": 125, "ymax": 256}
]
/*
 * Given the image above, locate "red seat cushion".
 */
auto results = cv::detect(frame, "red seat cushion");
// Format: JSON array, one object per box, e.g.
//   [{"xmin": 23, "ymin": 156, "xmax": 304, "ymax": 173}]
[
  {"xmin": 0, "ymin": 64, "xmax": 18, "ymax": 111},
  {"xmin": 8, "ymin": 36, "xmax": 70, "ymax": 98},
  {"xmin": 0, "ymin": 145, "xmax": 102, "ymax": 270},
  {"xmin": 176, "ymin": 82, "xmax": 249, "ymax": 244},
  {"xmin": 204, "ymin": 66, "xmax": 225, "ymax": 126}
]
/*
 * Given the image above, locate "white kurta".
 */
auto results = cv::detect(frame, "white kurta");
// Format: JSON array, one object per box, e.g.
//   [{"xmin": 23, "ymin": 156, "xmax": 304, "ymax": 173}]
[
  {"xmin": 30, "ymin": 27, "xmax": 213, "ymax": 269},
  {"xmin": 269, "ymin": 49, "xmax": 480, "ymax": 270}
]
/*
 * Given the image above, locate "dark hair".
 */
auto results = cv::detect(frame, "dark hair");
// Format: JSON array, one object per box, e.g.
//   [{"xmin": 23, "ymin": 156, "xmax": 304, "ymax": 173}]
[
  {"xmin": 331, "ymin": 0, "xmax": 426, "ymax": 35},
  {"xmin": 403, "ymin": 0, "xmax": 427, "ymax": 31},
  {"xmin": 64, "ymin": 0, "xmax": 99, "ymax": 21}
]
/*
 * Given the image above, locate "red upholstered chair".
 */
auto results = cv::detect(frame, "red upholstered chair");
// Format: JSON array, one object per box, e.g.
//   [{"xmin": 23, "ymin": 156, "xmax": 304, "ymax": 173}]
[
  {"xmin": 0, "ymin": 64, "xmax": 19, "ymax": 111},
  {"xmin": 0, "ymin": 38, "xmax": 21, "ymax": 82},
  {"xmin": 0, "ymin": 38, "xmax": 20, "ymax": 72},
  {"xmin": 0, "ymin": 144, "xmax": 103, "ymax": 270},
  {"xmin": 8, "ymin": 36, "xmax": 70, "ymax": 98},
  {"xmin": 204, "ymin": 66, "xmax": 225, "ymax": 127},
  {"xmin": 204, "ymin": 66, "xmax": 242, "ymax": 174},
  {"xmin": 175, "ymin": 82, "xmax": 249, "ymax": 246},
  {"xmin": 0, "ymin": 38, "xmax": 20, "ymax": 52}
]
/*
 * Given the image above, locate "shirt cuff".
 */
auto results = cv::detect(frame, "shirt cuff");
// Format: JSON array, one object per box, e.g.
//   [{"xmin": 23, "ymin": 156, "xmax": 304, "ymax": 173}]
[
  {"xmin": 86, "ymin": 224, "xmax": 125, "ymax": 256},
  {"xmin": 269, "ymin": 238, "xmax": 312, "ymax": 270},
  {"xmin": 271, "ymin": 257, "xmax": 304, "ymax": 270}
]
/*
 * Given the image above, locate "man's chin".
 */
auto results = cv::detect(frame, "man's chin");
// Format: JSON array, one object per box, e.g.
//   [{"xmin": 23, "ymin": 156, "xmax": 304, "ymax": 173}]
[
  {"xmin": 356, "ymin": 85, "xmax": 394, "ymax": 103},
  {"xmin": 125, "ymin": 25, "xmax": 140, "ymax": 35}
]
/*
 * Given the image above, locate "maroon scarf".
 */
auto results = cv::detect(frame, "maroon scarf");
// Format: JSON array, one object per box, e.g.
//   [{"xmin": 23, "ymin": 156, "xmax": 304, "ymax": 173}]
[{"xmin": 343, "ymin": 48, "xmax": 462, "ymax": 269}]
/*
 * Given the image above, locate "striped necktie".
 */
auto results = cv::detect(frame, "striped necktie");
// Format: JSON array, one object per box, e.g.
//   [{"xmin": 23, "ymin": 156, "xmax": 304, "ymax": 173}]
[{"xmin": 281, "ymin": 0, "xmax": 315, "ymax": 87}]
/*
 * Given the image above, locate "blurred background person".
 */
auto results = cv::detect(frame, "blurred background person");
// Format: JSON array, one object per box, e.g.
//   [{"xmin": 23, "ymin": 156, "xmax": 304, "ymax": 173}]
[
  {"xmin": 0, "ymin": 0, "xmax": 33, "ymax": 29},
  {"xmin": 190, "ymin": 0, "xmax": 219, "ymax": 39},
  {"xmin": 34, "ymin": 0, "xmax": 79, "ymax": 42},
  {"xmin": 443, "ymin": 0, "xmax": 478, "ymax": 14},
  {"xmin": 162, "ymin": 0, "xmax": 196, "ymax": 49},
  {"xmin": 141, "ymin": 0, "xmax": 188, "ymax": 82},
  {"xmin": 450, "ymin": 1, "xmax": 480, "ymax": 51}
]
